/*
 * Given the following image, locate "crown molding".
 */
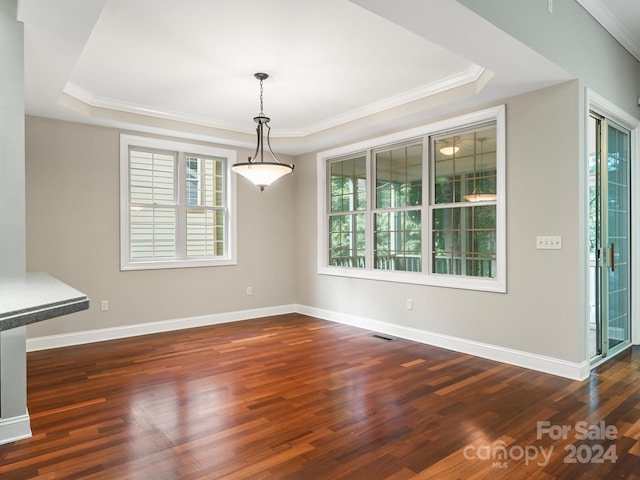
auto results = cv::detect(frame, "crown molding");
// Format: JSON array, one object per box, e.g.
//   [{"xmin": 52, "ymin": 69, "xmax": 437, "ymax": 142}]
[
  {"xmin": 61, "ymin": 82, "xmax": 253, "ymax": 135},
  {"xmin": 62, "ymin": 64, "xmax": 485, "ymax": 140},
  {"xmin": 275, "ymin": 65, "xmax": 485, "ymax": 137},
  {"xmin": 576, "ymin": 0, "xmax": 640, "ymax": 62}
]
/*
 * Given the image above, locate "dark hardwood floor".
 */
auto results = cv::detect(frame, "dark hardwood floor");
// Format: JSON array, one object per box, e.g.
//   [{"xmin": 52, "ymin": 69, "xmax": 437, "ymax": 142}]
[{"xmin": 1, "ymin": 313, "xmax": 639, "ymax": 479}]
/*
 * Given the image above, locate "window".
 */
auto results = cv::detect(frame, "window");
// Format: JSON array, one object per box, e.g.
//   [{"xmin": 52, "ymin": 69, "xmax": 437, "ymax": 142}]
[
  {"xmin": 318, "ymin": 106, "xmax": 505, "ymax": 292},
  {"xmin": 329, "ymin": 155, "xmax": 367, "ymax": 268},
  {"xmin": 120, "ymin": 135, "xmax": 237, "ymax": 270},
  {"xmin": 374, "ymin": 142, "xmax": 423, "ymax": 272},
  {"xmin": 432, "ymin": 125, "xmax": 498, "ymax": 278}
]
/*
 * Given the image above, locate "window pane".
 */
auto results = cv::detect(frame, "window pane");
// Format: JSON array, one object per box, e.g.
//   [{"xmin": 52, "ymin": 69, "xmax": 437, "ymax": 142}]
[
  {"xmin": 374, "ymin": 210, "xmax": 421, "ymax": 272},
  {"xmin": 186, "ymin": 156, "xmax": 201, "ymax": 206},
  {"xmin": 432, "ymin": 205, "xmax": 496, "ymax": 277},
  {"xmin": 376, "ymin": 144, "xmax": 422, "ymax": 208},
  {"xmin": 329, "ymin": 213, "xmax": 365, "ymax": 267},
  {"xmin": 186, "ymin": 155, "xmax": 225, "ymax": 208},
  {"xmin": 211, "ymin": 157, "xmax": 225, "ymax": 208},
  {"xmin": 433, "ymin": 125, "xmax": 496, "ymax": 204},
  {"xmin": 330, "ymin": 155, "xmax": 367, "ymax": 213},
  {"xmin": 185, "ymin": 155, "xmax": 225, "ymax": 258}
]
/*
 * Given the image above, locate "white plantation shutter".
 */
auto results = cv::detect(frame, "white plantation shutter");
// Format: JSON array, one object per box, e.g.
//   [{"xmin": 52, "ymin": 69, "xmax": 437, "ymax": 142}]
[
  {"xmin": 129, "ymin": 148, "xmax": 177, "ymax": 260},
  {"xmin": 130, "ymin": 207, "xmax": 176, "ymax": 259},
  {"xmin": 120, "ymin": 135, "xmax": 237, "ymax": 270}
]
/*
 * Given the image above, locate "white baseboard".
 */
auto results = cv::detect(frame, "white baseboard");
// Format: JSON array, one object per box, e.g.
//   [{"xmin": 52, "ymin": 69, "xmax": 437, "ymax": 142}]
[
  {"xmin": 26, "ymin": 305, "xmax": 296, "ymax": 352},
  {"xmin": 0, "ymin": 413, "xmax": 32, "ymax": 446},
  {"xmin": 295, "ymin": 305, "xmax": 590, "ymax": 381},
  {"xmin": 26, "ymin": 303, "xmax": 589, "ymax": 381}
]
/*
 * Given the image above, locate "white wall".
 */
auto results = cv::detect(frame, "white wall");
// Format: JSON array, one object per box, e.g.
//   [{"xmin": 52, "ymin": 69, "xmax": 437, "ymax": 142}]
[{"xmin": 25, "ymin": 117, "xmax": 297, "ymax": 337}]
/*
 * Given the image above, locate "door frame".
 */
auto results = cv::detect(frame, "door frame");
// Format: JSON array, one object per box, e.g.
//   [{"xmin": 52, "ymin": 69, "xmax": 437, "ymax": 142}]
[{"xmin": 585, "ymin": 89, "xmax": 640, "ymax": 368}]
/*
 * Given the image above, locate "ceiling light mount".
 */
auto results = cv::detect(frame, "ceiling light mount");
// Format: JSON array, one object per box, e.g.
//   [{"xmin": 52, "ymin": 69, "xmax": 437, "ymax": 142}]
[
  {"xmin": 232, "ymin": 72, "xmax": 294, "ymax": 192},
  {"xmin": 254, "ymin": 72, "xmax": 269, "ymax": 82}
]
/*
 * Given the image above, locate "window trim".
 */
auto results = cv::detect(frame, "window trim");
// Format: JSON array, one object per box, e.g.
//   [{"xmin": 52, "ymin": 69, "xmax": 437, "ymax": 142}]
[
  {"xmin": 317, "ymin": 106, "xmax": 506, "ymax": 292},
  {"xmin": 120, "ymin": 134, "xmax": 237, "ymax": 271}
]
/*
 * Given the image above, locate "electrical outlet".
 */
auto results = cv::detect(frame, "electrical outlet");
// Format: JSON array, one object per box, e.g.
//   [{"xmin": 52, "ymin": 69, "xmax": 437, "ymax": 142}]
[
  {"xmin": 246, "ymin": 286, "xmax": 253, "ymax": 296},
  {"xmin": 406, "ymin": 298, "xmax": 413, "ymax": 310},
  {"xmin": 536, "ymin": 235, "xmax": 562, "ymax": 250},
  {"xmin": 548, "ymin": 0, "xmax": 553, "ymax": 14},
  {"xmin": 100, "ymin": 300, "xmax": 109, "ymax": 311}
]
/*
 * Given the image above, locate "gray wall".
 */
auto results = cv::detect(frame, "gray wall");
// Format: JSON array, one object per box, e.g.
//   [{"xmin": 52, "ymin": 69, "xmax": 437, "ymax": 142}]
[
  {"xmin": 0, "ymin": 0, "xmax": 27, "ymax": 421},
  {"xmin": 25, "ymin": 117, "xmax": 297, "ymax": 337},
  {"xmin": 295, "ymin": 81, "xmax": 583, "ymax": 363},
  {"xmin": 459, "ymin": 0, "xmax": 640, "ymax": 118},
  {"xmin": 0, "ymin": 0, "xmax": 25, "ymax": 275}
]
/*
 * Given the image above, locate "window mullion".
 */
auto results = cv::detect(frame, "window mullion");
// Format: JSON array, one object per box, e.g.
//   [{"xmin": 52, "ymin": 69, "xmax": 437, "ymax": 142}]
[
  {"xmin": 176, "ymin": 152, "xmax": 187, "ymax": 261},
  {"xmin": 365, "ymin": 149, "xmax": 374, "ymax": 271},
  {"xmin": 423, "ymin": 135, "xmax": 430, "ymax": 274}
]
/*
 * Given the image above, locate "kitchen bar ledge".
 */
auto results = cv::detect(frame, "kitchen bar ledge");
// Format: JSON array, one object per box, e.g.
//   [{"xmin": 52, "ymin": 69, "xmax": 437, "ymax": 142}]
[
  {"xmin": 0, "ymin": 272, "xmax": 88, "ymax": 445},
  {"xmin": 0, "ymin": 272, "xmax": 89, "ymax": 331}
]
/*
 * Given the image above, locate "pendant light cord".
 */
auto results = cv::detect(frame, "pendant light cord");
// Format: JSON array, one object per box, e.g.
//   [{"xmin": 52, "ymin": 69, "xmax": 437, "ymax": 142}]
[{"xmin": 259, "ymin": 77, "xmax": 264, "ymax": 116}]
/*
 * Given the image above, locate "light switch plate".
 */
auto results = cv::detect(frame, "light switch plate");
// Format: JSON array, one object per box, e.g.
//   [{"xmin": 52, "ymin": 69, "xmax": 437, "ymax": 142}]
[{"xmin": 536, "ymin": 235, "xmax": 562, "ymax": 250}]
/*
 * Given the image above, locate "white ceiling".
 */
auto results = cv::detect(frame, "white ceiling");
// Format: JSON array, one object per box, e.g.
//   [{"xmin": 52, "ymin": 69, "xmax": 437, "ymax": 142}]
[{"xmin": 16, "ymin": 0, "xmax": 637, "ymax": 155}]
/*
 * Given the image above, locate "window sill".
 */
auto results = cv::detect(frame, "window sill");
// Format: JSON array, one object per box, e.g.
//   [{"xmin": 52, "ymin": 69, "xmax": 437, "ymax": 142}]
[
  {"xmin": 318, "ymin": 265, "xmax": 506, "ymax": 293},
  {"xmin": 121, "ymin": 258, "xmax": 237, "ymax": 271}
]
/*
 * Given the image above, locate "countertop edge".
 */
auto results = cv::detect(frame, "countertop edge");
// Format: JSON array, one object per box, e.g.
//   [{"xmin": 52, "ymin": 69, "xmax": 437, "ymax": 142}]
[{"xmin": 0, "ymin": 297, "xmax": 90, "ymax": 332}]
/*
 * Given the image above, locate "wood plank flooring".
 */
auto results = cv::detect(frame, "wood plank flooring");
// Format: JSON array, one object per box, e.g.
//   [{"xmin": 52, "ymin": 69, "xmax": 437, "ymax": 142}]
[{"xmin": 1, "ymin": 313, "xmax": 640, "ymax": 479}]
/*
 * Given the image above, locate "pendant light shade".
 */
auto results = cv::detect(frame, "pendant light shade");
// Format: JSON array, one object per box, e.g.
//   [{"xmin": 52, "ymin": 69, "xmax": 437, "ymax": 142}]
[
  {"xmin": 439, "ymin": 136, "xmax": 460, "ymax": 156},
  {"xmin": 439, "ymin": 145, "xmax": 460, "ymax": 156},
  {"xmin": 232, "ymin": 73, "xmax": 294, "ymax": 191},
  {"xmin": 231, "ymin": 161, "xmax": 293, "ymax": 188},
  {"xmin": 463, "ymin": 192, "xmax": 497, "ymax": 202}
]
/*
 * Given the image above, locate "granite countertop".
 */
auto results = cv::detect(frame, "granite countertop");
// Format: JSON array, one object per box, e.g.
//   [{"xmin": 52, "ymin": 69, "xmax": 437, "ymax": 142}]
[{"xmin": 0, "ymin": 273, "xmax": 89, "ymax": 331}]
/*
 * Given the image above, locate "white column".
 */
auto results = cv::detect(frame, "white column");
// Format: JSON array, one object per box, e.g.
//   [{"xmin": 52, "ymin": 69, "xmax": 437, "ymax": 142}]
[{"xmin": 0, "ymin": 0, "xmax": 30, "ymax": 444}]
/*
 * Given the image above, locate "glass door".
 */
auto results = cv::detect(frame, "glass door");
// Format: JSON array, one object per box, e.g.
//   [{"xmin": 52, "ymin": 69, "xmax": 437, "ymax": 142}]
[{"xmin": 588, "ymin": 113, "xmax": 631, "ymax": 363}]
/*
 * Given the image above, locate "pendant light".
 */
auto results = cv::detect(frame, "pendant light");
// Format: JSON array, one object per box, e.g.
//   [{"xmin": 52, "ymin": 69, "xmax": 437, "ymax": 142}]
[
  {"xmin": 464, "ymin": 137, "xmax": 496, "ymax": 202},
  {"xmin": 231, "ymin": 73, "xmax": 294, "ymax": 191}
]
